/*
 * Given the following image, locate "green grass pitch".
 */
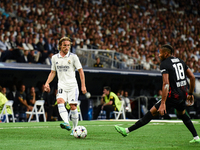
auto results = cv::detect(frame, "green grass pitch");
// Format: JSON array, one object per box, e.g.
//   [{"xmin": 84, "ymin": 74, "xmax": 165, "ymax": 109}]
[{"xmin": 0, "ymin": 120, "xmax": 200, "ymax": 150}]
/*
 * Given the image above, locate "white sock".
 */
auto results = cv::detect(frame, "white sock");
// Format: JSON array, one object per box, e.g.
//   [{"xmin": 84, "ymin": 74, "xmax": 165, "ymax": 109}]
[
  {"xmin": 194, "ymin": 136, "xmax": 199, "ymax": 140},
  {"xmin": 71, "ymin": 109, "xmax": 78, "ymax": 130},
  {"xmin": 58, "ymin": 104, "xmax": 69, "ymax": 123},
  {"xmin": 125, "ymin": 128, "xmax": 130, "ymax": 133}
]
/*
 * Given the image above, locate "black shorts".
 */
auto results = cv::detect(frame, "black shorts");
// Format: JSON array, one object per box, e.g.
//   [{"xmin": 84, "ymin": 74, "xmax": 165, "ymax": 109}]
[{"xmin": 154, "ymin": 97, "xmax": 186, "ymax": 112}]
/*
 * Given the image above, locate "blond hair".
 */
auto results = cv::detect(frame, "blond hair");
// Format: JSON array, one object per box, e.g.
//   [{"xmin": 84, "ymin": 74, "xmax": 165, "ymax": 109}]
[{"xmin": 58, "ymin": 37, "xmax": 71, "ymax": 50}]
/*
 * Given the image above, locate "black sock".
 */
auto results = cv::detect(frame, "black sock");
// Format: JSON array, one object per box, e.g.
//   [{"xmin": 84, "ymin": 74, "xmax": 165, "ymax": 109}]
[
  {"xmin": 177, "ymin": 113, "xmax": 198, "ymax": 137},
  {"xmin": 128, "ymin": 111, "xmax": 153, "ymax": 132}
]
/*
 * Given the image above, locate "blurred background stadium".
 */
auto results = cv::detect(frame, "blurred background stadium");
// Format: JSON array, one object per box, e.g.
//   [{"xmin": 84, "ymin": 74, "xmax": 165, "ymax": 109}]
[{"xmin": 0, "ymin": 0, "xmax": 200, "ymax": 122}]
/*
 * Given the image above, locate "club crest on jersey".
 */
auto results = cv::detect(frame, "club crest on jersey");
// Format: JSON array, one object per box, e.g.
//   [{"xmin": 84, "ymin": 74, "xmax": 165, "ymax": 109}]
[
  {"xmin": 56, "ymin": 62, "xmax": 58, "ymax": 64},
  {"xmin": 68, "ymin": 60, "xmax": 71, "ymax": 64},
  {"xmin": 71, "ymin": 99, "xmax": 74, "ymax": 101}
]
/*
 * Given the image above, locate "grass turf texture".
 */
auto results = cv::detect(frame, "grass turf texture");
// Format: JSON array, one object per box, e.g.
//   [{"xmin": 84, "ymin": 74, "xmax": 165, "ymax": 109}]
[{"xmin": 1, "ymin": 120, "xmax": 200, "ymax": 150}]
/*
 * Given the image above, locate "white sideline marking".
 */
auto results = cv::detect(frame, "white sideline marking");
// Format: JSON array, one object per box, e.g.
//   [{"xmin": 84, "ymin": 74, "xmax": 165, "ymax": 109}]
[
  {"xmin": 0, "ymin": 120, "xmax": 199, "ymax": 130},
  {"xmin": 0, "ymin": 126, "xmax": 50, "ymax": 130},
  {"xmin": 99, "ymin": 119, "xmax": 199, "ymax": 123}
]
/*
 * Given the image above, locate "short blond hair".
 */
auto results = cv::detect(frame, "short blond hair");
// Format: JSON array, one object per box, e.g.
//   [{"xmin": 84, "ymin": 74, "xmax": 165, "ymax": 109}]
[{"xmin": 58, "ymin": 37, "xmax": 71, "ymax": 50}]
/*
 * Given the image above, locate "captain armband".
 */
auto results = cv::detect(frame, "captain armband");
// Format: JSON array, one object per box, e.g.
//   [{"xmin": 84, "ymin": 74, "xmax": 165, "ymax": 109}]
[{"xmin": 164, "ymin": 84, "xmax": 169, "ymax": 90}]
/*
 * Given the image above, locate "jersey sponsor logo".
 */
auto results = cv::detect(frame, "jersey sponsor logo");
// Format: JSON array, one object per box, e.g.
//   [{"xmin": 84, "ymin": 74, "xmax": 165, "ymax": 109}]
[
  {"xmin": 56, "ymin": 62, "xmax": 58, "ymax": 64},
  {"xmin": 160, "ymin": 69, "xmax": 166, "ymax": 73},
  {"xmin": 57, "ymin": 65, "xmax": 69, "ymax": 69},
  {"xmin": 171, "ymin": 58, "xmax": 180, "ymax": 63},
  {"xmin": 71, "ymin": 99, "xmax": 74, "ymax": 101},
  {"xmin": 176, "ymin": 80, "xmax": 186, "ymax": 87},
  {"xmin": 57, "ymin": 65, "xmax": 70, "ymax": 71}
]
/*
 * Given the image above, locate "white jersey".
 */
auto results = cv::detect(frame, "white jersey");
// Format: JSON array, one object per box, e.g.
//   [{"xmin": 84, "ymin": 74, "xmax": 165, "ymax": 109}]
[{"xmin": 51, "ymin": 52, "xmax": 82, "ymax": 91}]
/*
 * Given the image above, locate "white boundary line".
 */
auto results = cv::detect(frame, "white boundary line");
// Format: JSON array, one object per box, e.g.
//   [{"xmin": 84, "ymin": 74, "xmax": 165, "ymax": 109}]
[
  {"xmin": 0, "ymin": 120, "xmax": 199, "ymax": 130},
  {"xmin": 98, "ymin": 119, "xmax": 199, "ymax": 123}
]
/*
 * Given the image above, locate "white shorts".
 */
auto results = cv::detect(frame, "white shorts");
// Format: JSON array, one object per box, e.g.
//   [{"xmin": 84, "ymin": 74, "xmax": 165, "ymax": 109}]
[{"xmin": 56, "ymin": 86, "xmax": 79, "ymax": 104}]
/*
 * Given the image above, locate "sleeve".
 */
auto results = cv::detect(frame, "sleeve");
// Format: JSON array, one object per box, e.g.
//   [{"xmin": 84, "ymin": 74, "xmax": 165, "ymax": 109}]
[
  {"xmin": 160, "ymin": 61, "xmax": 168, "ymax": 75},
  {"xmin": 51, "ymin": 56, "xmax": 56, "ymax": 71},
  {"xmin": 109, "ymin": 95, "xmax": 114, "ymax": 103},
  {"xmin": 74, "ymin": 55, "xmax": 82, "ymax": 70}
]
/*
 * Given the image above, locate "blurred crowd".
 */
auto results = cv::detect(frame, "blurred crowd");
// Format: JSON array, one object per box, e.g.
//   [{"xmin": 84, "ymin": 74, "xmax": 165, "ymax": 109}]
[{"xmin": 0, "ymin": 0, "xmax": 200, "ymax": 72}]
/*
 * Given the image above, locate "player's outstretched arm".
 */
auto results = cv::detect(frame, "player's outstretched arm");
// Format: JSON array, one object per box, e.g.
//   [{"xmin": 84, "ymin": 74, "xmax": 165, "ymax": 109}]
[
  {"xmin": 186, "ymin": 68, "xmax": 195, "ymax": 94},
  {"xmin": 186, "ymin": 68, "xmax": 195, "ymax": 106},
  {"xmin": 44, "ymin": 70, "xmax": 56, "ymax": 92},
  {"xmin": 158, "ymin": 73, "xmax": 169, "ymax": 116},
  {"xmin": 78, "ymin": 68, "xmax": 87, "ymax": 94}
]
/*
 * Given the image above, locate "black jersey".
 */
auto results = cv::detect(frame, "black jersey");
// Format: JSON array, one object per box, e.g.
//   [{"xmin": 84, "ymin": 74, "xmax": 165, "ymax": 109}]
[{"xmin": 160, "ymin": 56, "xmax": 188, "ymax": 101}]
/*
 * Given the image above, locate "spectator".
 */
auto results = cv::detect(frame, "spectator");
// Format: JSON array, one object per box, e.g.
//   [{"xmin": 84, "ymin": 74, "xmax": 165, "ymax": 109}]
[
  {"xmin": 123, "ymin": 91, "xmax": 135, "ymax": 119},
  {"xmin": 143, "ymin": 57, "xmax": 151, "ymax": 70},
  {"xmin": 1, "ymin": 86, "xmax": 7, "ymax": 97},
  {"xmin": 36, "ymin": 83, "xmax": 48, "ymax": 101},
  {"xmin": 70, "ymin": 40, "xmax": 76, "ymax": 54},
  {"xmin": 51, "ymin": 39, "xmax": 59, "ymax": 54},
  {"xmin": 28, "ymin": 49, "xmax": 37, "ymax": 63},
  {"xmin": 22, "ymin": 38, "xmax": 29, "ymax": 51},
  {"xmin": 76, "ymin": 41, "xmax": 87, "ymax": 50},
  {"xmin": 7, "ymin": 84, "xmax": 17, "ymax": 101},
  {"xmin": 14, "ymin": 84, "xmax": 33, "ymax": 121},
  {"xmin": 93, "ymin": 86, "xmax": 122, "ymax": 119},
  {"xmin": 37, "ymin": 37, "xmax": 48, "ymax": 63},
  {"xmin": 93, "ymin": 57, "xmax": 103, "ymax": 68},
  {"xmin": 17, "ymin": 49, "xmax": 29, "ymax": 63},
  {"xmin": 120, "ymin": 57, "xmax": 128, "ymax": 69},
  {"xmin": 44, "ymin": 37, "xmax": 54, "ymax": 54},
  {"xmin": 0, "ymin": 36, "xmax": 9, "ymax": 61},
  {"xmin": 26, "ymin": 86, "xmax": 36, "ymax": 107},
  {"xmin": 45, "ymin": 52, "xmax": 53, "ymax": 65},
  {"xmin": 27, "ymin": 38, "xmax": 34, "ymax": 51},
  {"xmin": 15, "ymin": 35, "xmax": 24, "ymax": 51},
  {"xmin": 0, "ymin": 86, "xmax": 12, "ymax": 117},
  {"xmin": 32, "ymin": 38, "xmax": 39, "ymax": 51}
]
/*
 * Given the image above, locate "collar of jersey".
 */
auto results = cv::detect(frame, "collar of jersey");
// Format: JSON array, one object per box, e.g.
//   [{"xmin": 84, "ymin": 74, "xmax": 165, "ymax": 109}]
[{"xmin": 58, "ymin": 51, "xmax": 70, "ymax": 58}]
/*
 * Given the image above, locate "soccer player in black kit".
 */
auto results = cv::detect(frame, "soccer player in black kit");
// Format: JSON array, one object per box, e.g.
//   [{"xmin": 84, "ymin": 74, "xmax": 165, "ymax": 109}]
[{"xmin": 115, "ymin": 44, "xmax": 200, "ymax": 143}]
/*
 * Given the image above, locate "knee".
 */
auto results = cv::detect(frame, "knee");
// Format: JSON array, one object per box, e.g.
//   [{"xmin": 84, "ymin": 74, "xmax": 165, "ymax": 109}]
[
  {"xmin": 70, "ymin": 104, "xmax": 77, "ymax": 110},
  {"xmin": 177, "ymin": 113, "xmax": 190, "ymax": 123},
  {"xmin": 176, "ymin": 110, "xmax": 186, "ymax": 119},
  {"xmin": 57, "ymin": 98, "xmax": 65, "ymax": 104}
]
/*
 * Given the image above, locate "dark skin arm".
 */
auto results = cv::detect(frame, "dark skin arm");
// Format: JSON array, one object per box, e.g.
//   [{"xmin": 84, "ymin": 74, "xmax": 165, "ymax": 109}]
[
  {"xmin": 158, "ymin": 73, "xmax": 169, "ymax": 116},
  {"xmin": 186, "ymin": 68, "xmax": 195, "ymax": 106}
]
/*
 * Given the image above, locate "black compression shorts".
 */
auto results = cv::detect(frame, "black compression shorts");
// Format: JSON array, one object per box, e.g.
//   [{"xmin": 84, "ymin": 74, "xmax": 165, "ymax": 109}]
[{"xmin": 154, "ymin": 98, "xmax": 186, "ymax": 112}]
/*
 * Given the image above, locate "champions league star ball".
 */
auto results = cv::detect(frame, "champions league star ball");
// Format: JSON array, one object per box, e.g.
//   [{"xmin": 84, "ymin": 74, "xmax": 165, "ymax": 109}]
[
  {"xmin": 85, "ymin": 92, "xmax": 91, "ymax": 99},
  {"xmin": 73, "ymin": 126, "xmax": 87, "ymax": 139}
]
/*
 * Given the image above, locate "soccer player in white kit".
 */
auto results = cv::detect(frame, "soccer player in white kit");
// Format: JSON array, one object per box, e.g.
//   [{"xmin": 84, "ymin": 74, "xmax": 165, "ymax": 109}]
[{"xmin": 44, "ymin": 37, "xmax": 87, "ymax": 135}]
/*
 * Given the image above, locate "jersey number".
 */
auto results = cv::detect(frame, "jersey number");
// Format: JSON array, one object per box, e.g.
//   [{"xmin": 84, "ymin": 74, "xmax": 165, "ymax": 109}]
[{"xmin": 173, "ymin": 63, "xmax": 185, "ymax": 80}]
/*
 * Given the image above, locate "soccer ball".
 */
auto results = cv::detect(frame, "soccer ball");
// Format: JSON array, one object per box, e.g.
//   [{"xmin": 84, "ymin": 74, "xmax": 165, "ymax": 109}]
[
  {"xmin": 73, "ymin": 126, "xmax": 87, "ymax": 139},
  {"xmin": 85, "ymin": 92, "xmax": 91, "ymax": 99}
]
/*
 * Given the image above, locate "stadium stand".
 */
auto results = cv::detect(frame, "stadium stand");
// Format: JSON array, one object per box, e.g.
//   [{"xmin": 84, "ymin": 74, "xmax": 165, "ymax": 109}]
[
  {"xmin": 1, "ymin": 0, "xmax": 200, "ymax": 121},
  {"xmin": 0, "ymin": 0, "xmax": 200, "ymax": 72}
]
